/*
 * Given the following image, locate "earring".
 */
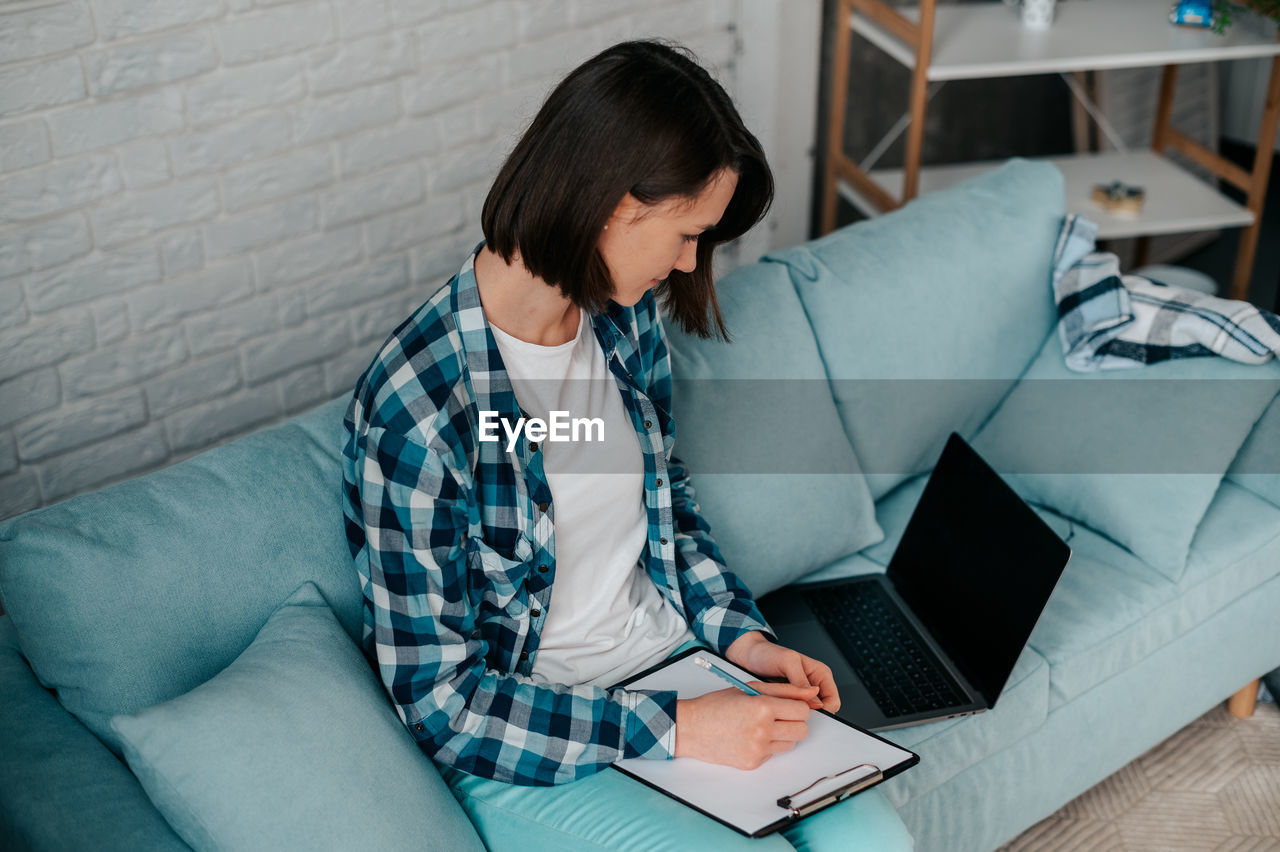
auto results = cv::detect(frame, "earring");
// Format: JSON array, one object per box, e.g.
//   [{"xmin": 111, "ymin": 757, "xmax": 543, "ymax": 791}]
[{"xmin": 603, "ymin": 225, "xmax": 609, "ymax": 230}]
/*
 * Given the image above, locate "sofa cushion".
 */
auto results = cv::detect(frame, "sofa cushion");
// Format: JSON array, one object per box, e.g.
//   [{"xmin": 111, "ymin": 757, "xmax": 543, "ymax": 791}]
[
  {"xmin": 1226, "ymin": 391, "xmax": 1280, "ymax": 507},
  {"xmin": 0, "ymin": 617, "xmax": 188, "ymax": 852},
  {"xmin": 0, "ymin": 397, "xmax": 359, "ymax": 748},
  {"xmin": 971, "ymin": 333, "xmax": 1280, "ymax": 580},
  {"xmin": 111, "ymin": 583, "xmax": 484, "ymax": 852},
  {"xmin": 1026, "ymin": 481, "xmax": 1280, "ymax": 708},
  {"xmin": 765, "ymin": 159, "xmax": 1065, "ymax": 499},
  {"xmin": 879, "ymin": 647, "xmax": 1049, "ymax": 810},
  {"xmin": 666, "ymin": 260, "xmax": 883, "ymax": 595}
]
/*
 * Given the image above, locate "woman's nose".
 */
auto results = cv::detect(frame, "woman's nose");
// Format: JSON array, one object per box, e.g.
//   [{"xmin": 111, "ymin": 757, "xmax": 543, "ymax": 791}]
[{"xmin": 674, "ymin": 240, "xmax": 698, "ymax": 273}]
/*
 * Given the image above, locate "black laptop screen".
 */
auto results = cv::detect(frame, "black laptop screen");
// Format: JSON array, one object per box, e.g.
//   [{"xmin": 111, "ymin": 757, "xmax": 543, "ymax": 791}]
[{"xmin": 886, "ymin": 434, "xmax": 1071, "ymax": 707}]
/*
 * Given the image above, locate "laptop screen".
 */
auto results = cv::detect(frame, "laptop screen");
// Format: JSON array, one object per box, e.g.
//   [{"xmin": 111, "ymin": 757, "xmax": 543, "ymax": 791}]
[{"xmin": 886, "ymin": 434, "xmax": 1071, "ymax": 707}]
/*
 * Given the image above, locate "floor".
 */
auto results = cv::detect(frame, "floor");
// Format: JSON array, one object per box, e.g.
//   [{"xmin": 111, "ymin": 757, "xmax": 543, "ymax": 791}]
[{"xmin": 999, "ymin": 700, "xmax": 1280, "ymax": 852}]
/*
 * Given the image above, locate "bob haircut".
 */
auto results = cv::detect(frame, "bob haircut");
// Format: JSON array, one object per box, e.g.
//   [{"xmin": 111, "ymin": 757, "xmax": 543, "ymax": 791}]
[{"xmin": 481, "ymin": 40, "xmax": 774, "ymax": 340}]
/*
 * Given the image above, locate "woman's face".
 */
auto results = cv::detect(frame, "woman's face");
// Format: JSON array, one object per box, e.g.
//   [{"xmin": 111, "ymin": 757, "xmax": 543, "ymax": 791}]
[{"xmin": 598, "ymin": 168, "xmax": 739, "ymax": 306}]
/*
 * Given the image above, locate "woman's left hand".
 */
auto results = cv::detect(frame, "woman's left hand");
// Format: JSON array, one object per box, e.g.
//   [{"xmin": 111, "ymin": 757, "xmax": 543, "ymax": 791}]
[{"xmin": 724, "ymin": 631, "xmax": 841, "ymax": 713}]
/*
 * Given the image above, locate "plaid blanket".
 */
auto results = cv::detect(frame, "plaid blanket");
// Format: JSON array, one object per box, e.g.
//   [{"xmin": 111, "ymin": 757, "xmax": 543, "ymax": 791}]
[{"xmin": 1053, "ymin": 214, "xmax": 1280, "ymax": 372}]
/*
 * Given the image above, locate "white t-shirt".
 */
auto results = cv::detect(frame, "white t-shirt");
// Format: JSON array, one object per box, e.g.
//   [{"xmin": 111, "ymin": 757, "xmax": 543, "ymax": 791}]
[{"xmin": 489, "ymin": 309, "xmax": 694, "ymax": 687}]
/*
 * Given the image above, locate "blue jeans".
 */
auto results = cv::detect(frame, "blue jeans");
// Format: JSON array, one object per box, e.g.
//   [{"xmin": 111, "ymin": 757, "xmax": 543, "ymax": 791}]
[{"xmin": 439, "ymin": 643, "xmax": 914, "ymax": 851}]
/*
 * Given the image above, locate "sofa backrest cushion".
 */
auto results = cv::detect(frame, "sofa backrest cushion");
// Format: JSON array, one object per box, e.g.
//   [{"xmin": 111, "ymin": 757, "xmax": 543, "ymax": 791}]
[
  {"xmin": 665, "ymin": 260, "xmax": 884, "ymax": 594},
  {"xmin": 0, "ymin": 397, "xmax": 358, "ymax": 747},
  {"xmin": 1226, "ymin": 392, "xmax": 1280, "ymax": 508},
  {"xmin": 764, "ymin": 159, "xmax": 1065, "ymax": 499},
  {"xmin": 970, "ymin": 333, "xmax": 1280, "ymax": 581}
]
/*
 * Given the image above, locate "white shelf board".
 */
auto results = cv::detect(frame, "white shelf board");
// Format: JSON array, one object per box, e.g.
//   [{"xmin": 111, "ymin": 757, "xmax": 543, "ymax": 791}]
[
  {"xmin": 839, "ymin": 151, "xmax": 1256, "ymax": 239},
  {"xmin": 855, "ymin": 0, "xmax": 1280, "ymax": 81}
]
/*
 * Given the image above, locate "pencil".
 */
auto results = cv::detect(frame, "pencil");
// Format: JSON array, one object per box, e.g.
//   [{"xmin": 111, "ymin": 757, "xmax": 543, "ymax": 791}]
[{"xmin": 692, "ymin": 655, "xmax": 761, "ymax": 695}]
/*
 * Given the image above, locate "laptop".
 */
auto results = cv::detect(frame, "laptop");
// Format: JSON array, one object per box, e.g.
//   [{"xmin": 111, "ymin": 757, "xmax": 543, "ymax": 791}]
[{"xmin": 757, "ymin": 433, "xmax": 1071, "ymax": 731}]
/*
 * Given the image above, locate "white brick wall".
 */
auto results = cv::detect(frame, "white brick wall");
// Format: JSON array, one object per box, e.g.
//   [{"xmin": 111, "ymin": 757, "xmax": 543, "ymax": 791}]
[{"xmin": 0, "ymin": 0, "xmax": 746, "ymax": 519}]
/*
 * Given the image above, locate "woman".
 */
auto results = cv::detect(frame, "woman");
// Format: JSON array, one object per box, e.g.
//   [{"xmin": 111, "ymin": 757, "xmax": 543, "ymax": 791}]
[{"xmin": 342, "ymin": 40, "xmax": 911, "ymax": 850}]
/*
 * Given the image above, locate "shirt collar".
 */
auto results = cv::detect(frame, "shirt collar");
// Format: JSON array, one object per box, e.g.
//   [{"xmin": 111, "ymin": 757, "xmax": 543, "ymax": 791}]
[{"xmin": 451, "ymin": 241, "xmax": 640, "ymax": 397}]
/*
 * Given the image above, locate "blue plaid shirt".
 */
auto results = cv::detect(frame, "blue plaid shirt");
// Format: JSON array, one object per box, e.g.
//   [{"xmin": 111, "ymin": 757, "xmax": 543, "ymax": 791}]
[{"xmin": 341, "ymin": 246, "xmax": 771, "ymax": 786}]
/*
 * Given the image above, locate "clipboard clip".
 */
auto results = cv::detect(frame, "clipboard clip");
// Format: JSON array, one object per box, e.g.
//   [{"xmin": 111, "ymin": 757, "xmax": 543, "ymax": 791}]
[{"xmin": 776, "ymin": 764, "xmax": 883, "ymax": 818}]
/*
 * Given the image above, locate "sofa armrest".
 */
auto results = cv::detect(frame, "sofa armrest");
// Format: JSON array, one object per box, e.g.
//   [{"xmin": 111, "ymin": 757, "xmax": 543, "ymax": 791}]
[{"xmin": 0, "ymin": 617, "xmax": 188, "ymax": 851}]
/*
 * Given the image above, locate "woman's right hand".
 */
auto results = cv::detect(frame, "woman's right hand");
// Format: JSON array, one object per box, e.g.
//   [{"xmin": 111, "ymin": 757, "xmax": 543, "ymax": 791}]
[{"xmin": 674, "ymin": 682, "xmax": 818, "ymax": 770}]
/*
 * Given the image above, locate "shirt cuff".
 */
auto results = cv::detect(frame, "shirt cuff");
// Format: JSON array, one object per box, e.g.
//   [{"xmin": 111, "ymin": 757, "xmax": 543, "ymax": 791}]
[
  {"xmin": 694, "ymin": 601, "xmax": 776, "ymax": 655},
  {"xmin": 619, "ymin": 688, "xmax": 678, "ymax": 761}
]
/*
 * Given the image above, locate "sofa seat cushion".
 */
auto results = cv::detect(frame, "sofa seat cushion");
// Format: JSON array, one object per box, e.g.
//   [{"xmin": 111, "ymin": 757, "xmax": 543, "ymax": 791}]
[
  {"xmin": 764, "ymin": 159, "xmax": 1065, "ymax": 500},
  {"xmin": 0, "ymin": 397, "xmax": 359, "ymax": 748},
  {"xmin": 1026, "ymin": 481, "xmax": 1280, "ymax": 709},
  {"xmin": 0, "ymin": 617, "xmax": 188, "ymax": 852},
  {"xmin": 878, "ymin": 647, "xmax": 1049, "ymax": 810},
  {"xmin": 666, "ymin": 259, "xmax": 883, "ymax": 596},
  {"xmin": 971, "ymin": 333, "xmax": 1280, "ymax": 581},
  {"xmin": 111, "ymin": 583, "xmax": 484, "ymax": 852}
]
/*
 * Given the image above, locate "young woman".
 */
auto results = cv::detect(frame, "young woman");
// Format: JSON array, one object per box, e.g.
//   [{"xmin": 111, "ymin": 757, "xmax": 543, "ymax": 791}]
[{"xmin": 342, "ymin": 40, "xmax": 911, "ymax": 851}]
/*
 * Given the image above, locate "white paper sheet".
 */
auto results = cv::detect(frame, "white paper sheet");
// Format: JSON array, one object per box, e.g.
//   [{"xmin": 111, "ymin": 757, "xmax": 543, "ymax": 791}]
[{"xmin": 614, "ymin": 653, "xmax": 916, "ymax": 836}]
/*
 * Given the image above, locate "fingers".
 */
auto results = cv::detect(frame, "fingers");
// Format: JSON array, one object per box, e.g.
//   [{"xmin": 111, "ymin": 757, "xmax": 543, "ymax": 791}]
[
  {"xmin": 802, "ymin": 656, "xmax": 842, "ymax": 712},
  {"xmin": 780, "ymin": 656, "xmax": 811, "ymax": 688},
  {"xmin": 750, "ymin": 681, "xmax": 821, "ymax": 704},
  {"xmin": 769, "ymin": 719, "xmax": 809, "ymax": 743},
  {"xmin": 739, "ymin": 643, "xmax": 841, "ymax": 712},
  {"xmin": 760, "ymin": 693, "xmax": 814, "ymax": 722},
  {"xmin": 814, "ymin": 671, "xmax": 841, "ymax": 712},
  {"xmin": 752, "ymin": 669, "xmax": 836, "ymax": 711}
]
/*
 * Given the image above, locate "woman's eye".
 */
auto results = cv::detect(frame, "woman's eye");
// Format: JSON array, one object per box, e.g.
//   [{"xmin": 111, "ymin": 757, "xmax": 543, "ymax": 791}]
[{"xmin": 682, "ymin": 234, "xmax": 699, "ymax": 243}]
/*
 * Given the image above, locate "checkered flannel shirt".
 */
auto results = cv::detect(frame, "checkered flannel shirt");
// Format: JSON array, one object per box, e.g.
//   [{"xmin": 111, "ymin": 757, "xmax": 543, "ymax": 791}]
[{"xmin": 341, "ymin": 246, "xmax": 772, "ymax": 786}]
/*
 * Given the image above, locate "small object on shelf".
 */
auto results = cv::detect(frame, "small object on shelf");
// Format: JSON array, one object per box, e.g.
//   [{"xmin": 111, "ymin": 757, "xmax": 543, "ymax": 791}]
[
  {"xmin": 1003, "ymin": 0, "xmax": 1057, "ymax": 30},
  {"xmin": 1091, "ymin": 181, "xmax": 1146, "ymax": 214},
  {"xmin": 1169, "ymin": 0, "xmax": 1216, "ymax": 27},
  {"xmin": 1021, "ymin": 0, "xmax": 1056, "ymax": 29}
]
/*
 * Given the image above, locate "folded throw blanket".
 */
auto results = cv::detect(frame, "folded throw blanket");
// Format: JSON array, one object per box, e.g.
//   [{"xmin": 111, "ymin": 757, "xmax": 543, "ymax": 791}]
[{"xmin": 1052, "ymin": 214, "xmax": 1280, "ymax": 372}]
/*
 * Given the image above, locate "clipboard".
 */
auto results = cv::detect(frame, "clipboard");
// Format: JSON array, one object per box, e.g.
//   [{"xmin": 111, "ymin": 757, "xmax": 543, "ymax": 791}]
[{"xmin": 611, "ymin": 647, "xmax": 919, "ymax": 838}]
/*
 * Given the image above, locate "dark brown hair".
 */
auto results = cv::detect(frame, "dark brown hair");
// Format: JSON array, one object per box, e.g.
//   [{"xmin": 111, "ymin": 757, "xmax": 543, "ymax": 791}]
[{"xmin": 481, "ymin": 40, "xmax": 773, "ymax": 339}]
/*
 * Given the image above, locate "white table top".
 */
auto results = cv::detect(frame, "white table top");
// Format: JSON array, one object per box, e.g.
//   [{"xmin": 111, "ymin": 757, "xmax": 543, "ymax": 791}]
[
  {"xmin": 855, "ymin": 0, "xmax": 1280, "ymax": 81},
  {"xmin": 842, "ymin": 151, "xmax": 1256, "ymax": 239}
]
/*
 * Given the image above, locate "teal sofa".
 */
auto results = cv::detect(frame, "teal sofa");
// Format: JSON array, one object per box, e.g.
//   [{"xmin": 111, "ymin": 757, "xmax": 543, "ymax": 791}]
[{"xmin": 3, "ymin": 159, "xmax": 1278, "ymax": 851}]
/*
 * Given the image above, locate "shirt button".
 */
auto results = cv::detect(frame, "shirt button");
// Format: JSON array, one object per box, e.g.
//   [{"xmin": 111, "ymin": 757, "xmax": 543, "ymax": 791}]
[
  {"xmin": 538, "ymin": 501, "xmax": 548, "ymax": 513},
  {"xmin": 531, "ymin": 608, "xmax": 541, "ymax": 618},
  {"xmin": 415, "ymin": 723, "xmax": 425, "ymax": 732},
  {"xmin": 644, "ymin": 420, "xmax": 652, "ymax": 429},
  {"xmin": 660, "ymin": 537, "xmax": 668, "ymax": 545},
  {"xmin": 529, "ymin": 441, "xmax": 539, "ymax": 452},
  {"xmin": 655, "ymin": 478, "xmax": 663, "ymax": 487},
  {"xmin": 538, "ymin": 564, "xmax": 549, "ymax": 573},
  {"xmin": 519, "ymin": 651, "xmax": 528, "ymax": 661}
]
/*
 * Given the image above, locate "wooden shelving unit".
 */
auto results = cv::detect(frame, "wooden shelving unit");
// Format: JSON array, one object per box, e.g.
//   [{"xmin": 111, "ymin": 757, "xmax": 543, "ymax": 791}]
[{"xmin": 821, "ymin": 0, "xmax": 1280, "ymax": 300}]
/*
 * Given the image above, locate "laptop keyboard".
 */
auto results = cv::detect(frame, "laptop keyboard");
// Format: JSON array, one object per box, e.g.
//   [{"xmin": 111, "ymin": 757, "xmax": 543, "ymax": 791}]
[{"xmin": 804, "ymin": 582, "xmax": 969, "ymax": 719}]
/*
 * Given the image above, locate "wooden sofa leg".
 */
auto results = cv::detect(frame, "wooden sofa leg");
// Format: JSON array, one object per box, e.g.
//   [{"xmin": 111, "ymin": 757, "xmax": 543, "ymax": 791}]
[{"xmin": 1227, "ymin": 679, "xmax": 1260, "ymax": 719}]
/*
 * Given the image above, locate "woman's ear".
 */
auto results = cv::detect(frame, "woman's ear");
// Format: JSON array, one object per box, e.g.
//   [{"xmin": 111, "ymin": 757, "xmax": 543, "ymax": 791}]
[{"xmin": 607, "ymin": 193, "xmax": 647, "ymax": 229}]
